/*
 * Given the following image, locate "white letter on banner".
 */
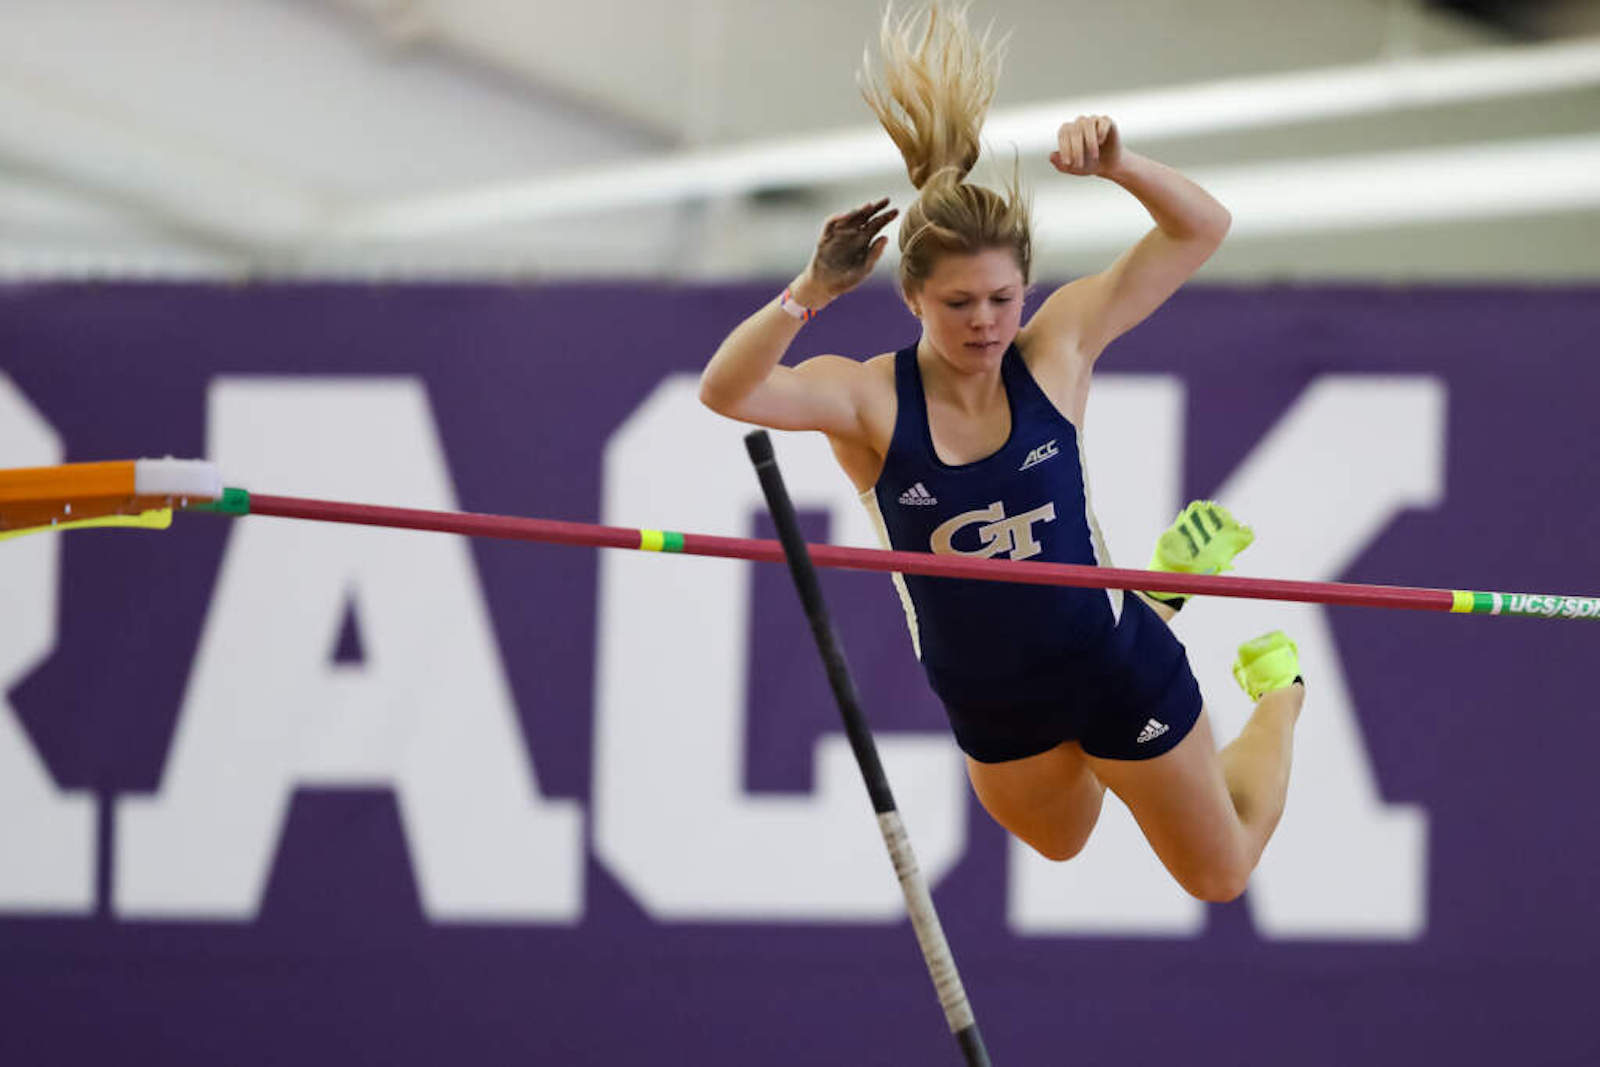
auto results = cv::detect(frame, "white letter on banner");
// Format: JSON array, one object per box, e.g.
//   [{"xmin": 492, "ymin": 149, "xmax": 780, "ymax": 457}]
[
  {"xmin": 0, "ymin": 376, "xmax": 95, "ymax": 913},
  {"xmin": 1008, "ymin": 376, "xmax": 1206, "ymax": 936},
  {"xmin": 1009, "ymin": 376, "xmax": 1437, "ymax": 940},
  {"xmin": 594, "ymin": 377, "xmax": 965, "ymax": 919},
  {"xmin": 116, "ymin": 379, "xmax": 582, "ymax": 921},
  {"xmin": 1185, "ymin": 377, "xmax": 1437, "ymax": 939}
]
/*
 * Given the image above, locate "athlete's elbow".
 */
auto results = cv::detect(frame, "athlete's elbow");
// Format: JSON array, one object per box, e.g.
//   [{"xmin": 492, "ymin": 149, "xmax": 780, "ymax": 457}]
[
  {"xmin": 1199, "ymin": 204, "xmax": 1231, "ymax": 248},
  {"xmin": 698, "ymin": 373, "xmax": 739, "ymax": 416}
]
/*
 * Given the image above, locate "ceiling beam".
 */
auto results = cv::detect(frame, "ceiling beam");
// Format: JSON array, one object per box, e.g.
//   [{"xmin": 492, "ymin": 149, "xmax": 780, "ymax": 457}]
[
  {"xmin": 0, "ymin": 65, "xmax": 327, "ymax": 255},
  {"xmin": 328, "ymin": 36, "xmax": 1600, "ymax": 242}
]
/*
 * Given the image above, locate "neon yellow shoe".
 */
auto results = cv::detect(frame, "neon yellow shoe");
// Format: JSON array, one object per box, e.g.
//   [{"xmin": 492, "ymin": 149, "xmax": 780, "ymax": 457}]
[
  {"xmin": 1144, "ymin": 500, "xmax": 1255, "ymax": 610},
  {"xmin": 1232, "ymin": 631, "xmax": 1302, "ymax": 701}
]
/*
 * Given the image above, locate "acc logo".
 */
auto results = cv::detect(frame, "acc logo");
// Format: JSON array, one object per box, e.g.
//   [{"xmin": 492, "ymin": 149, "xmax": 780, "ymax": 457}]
[
  {"xmin": 1019, "ymin": 439, "xmax": 1059, "ymax": 471},
  {"xmin": 930, "ymin": 500, "xmax": 1056, "ymax": 561}
]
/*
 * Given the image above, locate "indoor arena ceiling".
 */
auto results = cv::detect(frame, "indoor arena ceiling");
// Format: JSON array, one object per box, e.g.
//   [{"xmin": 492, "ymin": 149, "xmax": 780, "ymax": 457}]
[{"xmin": 1, "ymin": 0, "xmax": 1597, "ymax": 280}]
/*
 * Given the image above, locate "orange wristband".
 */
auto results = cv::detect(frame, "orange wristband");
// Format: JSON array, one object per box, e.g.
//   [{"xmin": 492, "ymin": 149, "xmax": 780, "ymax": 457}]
[{"xmin": 778, "ymin": 288, "xmax": 818, "ymax": 322}]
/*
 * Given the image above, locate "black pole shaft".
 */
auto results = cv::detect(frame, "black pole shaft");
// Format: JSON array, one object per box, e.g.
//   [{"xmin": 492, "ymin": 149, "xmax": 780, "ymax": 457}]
[
  {"xmin": 744, "ymin": 430, "xmax": 992, "ymax": 1067},
  {"xmin": 745, "ymin": 434, "xmax": 896, "ymax": 814}
]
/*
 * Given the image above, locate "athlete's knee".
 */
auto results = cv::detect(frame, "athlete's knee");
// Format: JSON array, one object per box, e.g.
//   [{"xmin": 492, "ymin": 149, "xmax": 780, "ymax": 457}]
[
  {"xmin": 1026, "ymin": 838, "xmax": 1085, "ymax": 863},
  {"xmin": 1021, "ymin": 824, "xmax": 1094, "ymax": 863},
  {"xmin": 1176, "ymin": 859, "xmax": 1252, "ymax": 902}
]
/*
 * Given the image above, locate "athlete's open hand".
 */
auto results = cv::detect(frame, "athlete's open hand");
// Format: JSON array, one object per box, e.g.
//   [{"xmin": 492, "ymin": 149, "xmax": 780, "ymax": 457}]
[
  {"xmin": 799, "ymin": 197, "xmax": 898, "ymax": 302},
  {"xmin": 1049, "ymin": 115, "xmax": 1121, "ymax": 177}
]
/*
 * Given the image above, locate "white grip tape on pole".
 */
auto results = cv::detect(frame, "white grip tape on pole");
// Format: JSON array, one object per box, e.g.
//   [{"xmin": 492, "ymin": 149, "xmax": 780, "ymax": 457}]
[{"xmin": 877, "ymin": 811, "xmax": 975, "ymax": 1033}]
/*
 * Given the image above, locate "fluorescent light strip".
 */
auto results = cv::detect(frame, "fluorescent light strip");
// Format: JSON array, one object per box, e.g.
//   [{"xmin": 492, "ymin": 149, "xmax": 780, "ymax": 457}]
[
  {"xmin": 1022, "ymin": 134, "xmax": 1600, "ymax": 248},
  {"xmin": 10, "ymin": 140, "xmax": 1592, "ymax": 279},
  {"xmin": 987, "ymin": 36, "xmax": 1600, "ymax": 145},
  {"xmin": 332, "ymin": 37, "xmax": 1600, "ymax": 241}
]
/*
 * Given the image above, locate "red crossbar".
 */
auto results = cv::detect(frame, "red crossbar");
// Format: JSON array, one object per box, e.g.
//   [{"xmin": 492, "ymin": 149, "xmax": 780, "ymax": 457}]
[{"xmin": 246, "ymin": 493, "xmax": 1457, "ymax": 613}]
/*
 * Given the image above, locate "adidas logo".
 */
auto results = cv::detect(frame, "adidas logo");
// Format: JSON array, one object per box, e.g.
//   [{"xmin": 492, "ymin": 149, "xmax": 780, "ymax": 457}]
[
  {"xmin": 1135, "ymin": 719, "xmax": 1169, "ymax": 744},
  {"xmin": 1019, "ymin": 439, "xmax": 1060, "ymax": 471},
  {"xmin": 898, "ymin": 483, "xmax": 938, "ymax": 506}
]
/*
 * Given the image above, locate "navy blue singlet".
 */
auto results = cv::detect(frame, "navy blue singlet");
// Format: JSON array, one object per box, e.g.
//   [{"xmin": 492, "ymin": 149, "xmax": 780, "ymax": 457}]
[{"xmin": 864, "ymin": 342, "xmax": 1201, "ymax": 763}]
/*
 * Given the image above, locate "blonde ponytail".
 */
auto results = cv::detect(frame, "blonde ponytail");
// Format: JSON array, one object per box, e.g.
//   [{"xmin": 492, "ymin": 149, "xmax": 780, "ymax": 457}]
[{"xmin": 860, "ymin": 3, "xmax": 1033, "ymax": 296}]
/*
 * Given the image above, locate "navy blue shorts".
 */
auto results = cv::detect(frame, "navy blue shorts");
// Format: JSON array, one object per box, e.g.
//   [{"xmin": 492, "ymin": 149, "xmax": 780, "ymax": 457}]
[{"xmin": 927, "ymin": 593, "xmax": 1203, "ymax": 764}]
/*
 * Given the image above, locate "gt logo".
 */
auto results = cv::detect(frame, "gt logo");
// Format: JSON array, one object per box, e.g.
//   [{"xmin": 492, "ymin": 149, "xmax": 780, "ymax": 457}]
[{"xmin": 930, "ymin": 500, "xmax": 1057, "ymax": 561}]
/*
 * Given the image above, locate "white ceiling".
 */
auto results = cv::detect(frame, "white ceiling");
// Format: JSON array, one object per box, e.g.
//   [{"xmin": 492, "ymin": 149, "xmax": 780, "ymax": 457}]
[{"xmin": 1, "ymin": 0, "xmax": 1597, "ymax": 280}]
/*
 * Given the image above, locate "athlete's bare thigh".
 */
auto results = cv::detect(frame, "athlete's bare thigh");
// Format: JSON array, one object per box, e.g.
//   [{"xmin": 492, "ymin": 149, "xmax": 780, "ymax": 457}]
[
  {"xmin": 1080, "ymin": 707, "xmax": 1251, "ymax": 898},
  {"xmin": 966, "ymin": 741, "xmax": 1105, "ymax": 862}
]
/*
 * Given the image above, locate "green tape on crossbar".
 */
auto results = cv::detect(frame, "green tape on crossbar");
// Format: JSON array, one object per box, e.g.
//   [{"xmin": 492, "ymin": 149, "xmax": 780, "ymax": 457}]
[
  {"xmin": 639, "ymin": 529, "xmax": 685, "ymax": 553},
  {"xmin": 186, "ymin": 487, "xmax": 251, "ymax": 516}
]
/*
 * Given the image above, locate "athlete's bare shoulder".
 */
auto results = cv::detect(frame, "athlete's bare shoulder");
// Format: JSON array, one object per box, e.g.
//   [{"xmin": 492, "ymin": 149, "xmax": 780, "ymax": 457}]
[
  {"xmin": 789, "ymin": 350, "xmax": 895, "ymax": 409},
  {"xmin": 820, "ymin": 350, "xmax": 899, "ymax": 492},
  {"xmin": 861, "ymin": 350, "xmax": 897, "ymax": 384},
  {"xmin": 1016, "ymin": 325, "xmax": 1093, "ymax": 427},
  {"xmin": 856, "ymin": 350, "xmax": 899, "ymax": 433}
]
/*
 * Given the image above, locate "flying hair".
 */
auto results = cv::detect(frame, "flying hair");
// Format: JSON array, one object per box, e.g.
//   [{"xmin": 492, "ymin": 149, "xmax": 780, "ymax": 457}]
[{"xmin": 859, "ymin": 3, "xmax": 1033, "ymax": 297}]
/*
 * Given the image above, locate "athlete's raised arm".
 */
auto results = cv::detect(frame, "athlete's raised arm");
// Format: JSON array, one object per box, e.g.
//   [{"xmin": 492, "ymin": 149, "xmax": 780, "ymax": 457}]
[
  {"xmin": 698, "ymin": 198, "xmax": 897, "ymax": 440},
  {"xmin": 1023, "ymin": 115, "xmax": 1231, "ymax": 364}
]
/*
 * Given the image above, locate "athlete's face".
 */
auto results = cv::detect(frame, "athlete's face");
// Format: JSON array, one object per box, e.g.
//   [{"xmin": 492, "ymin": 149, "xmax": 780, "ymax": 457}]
[{"xmin": 909, "ymin": 248, "xmax": 1026, "ymax": 374}]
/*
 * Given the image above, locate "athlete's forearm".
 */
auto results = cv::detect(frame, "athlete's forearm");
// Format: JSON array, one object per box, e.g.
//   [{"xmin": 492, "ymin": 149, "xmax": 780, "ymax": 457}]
[
  {"xmin": 698, "ymin": 273, "xmax": 831, "ymax": 413},
  {"xmin": 1102, "ymin": 151, "xmax": 1230, "ymax": 243}
]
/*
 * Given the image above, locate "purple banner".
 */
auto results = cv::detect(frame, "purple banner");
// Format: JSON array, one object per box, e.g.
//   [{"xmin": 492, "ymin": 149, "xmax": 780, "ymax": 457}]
[{"xmin": 1, "ymin": 282, "xmax": 1596, "ymax": 1066}]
